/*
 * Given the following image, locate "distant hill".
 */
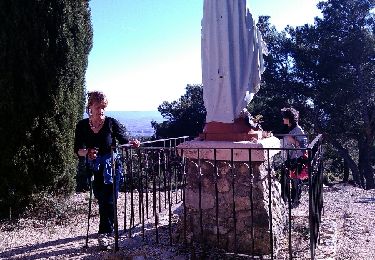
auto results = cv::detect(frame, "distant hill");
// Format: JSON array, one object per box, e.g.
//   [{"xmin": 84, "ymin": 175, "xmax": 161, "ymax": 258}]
[{"xmin": 106, "ymin": 111, "xmax": 164, "ymax": 137}]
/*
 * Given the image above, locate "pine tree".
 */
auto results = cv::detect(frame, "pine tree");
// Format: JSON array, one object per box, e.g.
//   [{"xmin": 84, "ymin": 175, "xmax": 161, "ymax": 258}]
[
  {"xmin": 292, "ymin": 0, "xmax": 375, "ymax": 188},
  {"xmin": 254, "ymin": 0, "xmax": 375, "ymax": 188},
  {"xmin": 152, "ymin": 84, "xmax": 206, "ymax": 139}
]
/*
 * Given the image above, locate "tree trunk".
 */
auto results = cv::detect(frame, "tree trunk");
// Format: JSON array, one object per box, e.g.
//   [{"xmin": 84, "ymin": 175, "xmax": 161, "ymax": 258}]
[
  {"xmin": 329, "ymin": 138, "xmax": 362, "ymax": 187},
  {"xmin": 343, "ymin": 159, "xmax": 350, "ymax": 183},
  {"xmin": 355, "ymin": 64, "xmax": 375, "ymax": 189},
  {"xmin": 358, "ymin": 138, "xmax": 375, "ymax": 190}
]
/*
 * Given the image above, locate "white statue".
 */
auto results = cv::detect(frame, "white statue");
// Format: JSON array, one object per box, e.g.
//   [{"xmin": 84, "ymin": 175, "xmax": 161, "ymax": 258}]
[{"xmin": 201, "ymin": 0, "xmax": 267, "ymax": 124}]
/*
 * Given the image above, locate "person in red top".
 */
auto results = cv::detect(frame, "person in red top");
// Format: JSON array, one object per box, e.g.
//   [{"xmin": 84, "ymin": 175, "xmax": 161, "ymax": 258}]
[
  {"xmin": 74, "ymin": 91, "xmax": 140, "ymax": 249},
  {"xmin": 280, "ymin": 107, "xmax": 308, "ymax": 208}
]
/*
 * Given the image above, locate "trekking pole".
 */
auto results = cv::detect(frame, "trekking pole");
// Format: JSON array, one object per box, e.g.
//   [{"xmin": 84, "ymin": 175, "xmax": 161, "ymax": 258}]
[
  {"xmin": 85, "ymin": 165, "xmax": 94, "ymax": 248},
  {"xmin": 112, "ymin": 144, "xmax": 131, "ymax": 251},
  {"xmin": 112, "ymin": 148, "xmax": 119, "ymax": 252}
]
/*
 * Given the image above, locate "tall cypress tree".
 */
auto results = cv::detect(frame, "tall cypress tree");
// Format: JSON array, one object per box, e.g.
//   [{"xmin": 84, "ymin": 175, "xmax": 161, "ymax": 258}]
[{"xmin": 0, "ymin": 0, "xmax": 92, "ymax": 217}]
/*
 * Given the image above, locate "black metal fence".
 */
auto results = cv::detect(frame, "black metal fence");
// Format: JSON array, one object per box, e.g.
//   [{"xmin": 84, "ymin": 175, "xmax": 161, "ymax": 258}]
[{"xmin": 110, "ymin": 134, "xmax": 324, "ymax": 259}]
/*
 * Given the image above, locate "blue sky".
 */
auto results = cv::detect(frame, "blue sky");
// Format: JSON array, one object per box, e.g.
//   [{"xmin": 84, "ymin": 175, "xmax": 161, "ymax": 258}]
[{"xmin": 86, "ymin": 0, "xmax": 323, "ymax": 111}]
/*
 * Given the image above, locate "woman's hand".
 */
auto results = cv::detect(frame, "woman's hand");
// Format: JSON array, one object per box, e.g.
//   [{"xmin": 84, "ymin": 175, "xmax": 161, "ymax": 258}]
[
  {"xmin": 78, "ymin": 149, "xmax": 88, "ymax": 157},
  {"xmin": 286, "ymin": 135, "xmax": 295, "ymax": 143},
  {"xmin": 87, "ymin": 148, "xmax": 98, "ymax": 160},
  {"xmin": 286, "ymin": 135, "xmax": 300, "ymax": 147},
  {"xmin": 129, "ymin": 139, "xmax": 141, "ymax": 148}
]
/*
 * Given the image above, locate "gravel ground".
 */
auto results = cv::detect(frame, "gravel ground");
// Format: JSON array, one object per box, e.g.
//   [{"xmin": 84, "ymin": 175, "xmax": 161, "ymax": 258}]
[
  {"xmin": 320, "ymin": 183, "xmax": 375, "ymax": 260},
  {"xmin": 0, "ymin": 191, "xmax": 187, "ymax": 260},
  {"xmin": 1, "ymin": 183, "xmax": 374, "ymax": 259}
]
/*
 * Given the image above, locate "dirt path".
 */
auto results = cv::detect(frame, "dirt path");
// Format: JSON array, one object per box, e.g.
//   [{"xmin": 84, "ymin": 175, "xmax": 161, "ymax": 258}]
[
  {"xmin": 1, "ymin": 183, "xmax": 374, "ymax": 259},
  {"xmin": 319, "ymin": 184, "xmax": 375, "ymax": 260}
]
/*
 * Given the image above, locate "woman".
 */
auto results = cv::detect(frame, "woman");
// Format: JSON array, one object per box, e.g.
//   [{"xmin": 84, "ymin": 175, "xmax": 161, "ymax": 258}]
[
  {"xmin": 74, "ymin": 91, "xmax": 140, "ymax": 249},
  {"xmin": 280, "ymin": 107, "xmax": 308, "ymax": 208}
]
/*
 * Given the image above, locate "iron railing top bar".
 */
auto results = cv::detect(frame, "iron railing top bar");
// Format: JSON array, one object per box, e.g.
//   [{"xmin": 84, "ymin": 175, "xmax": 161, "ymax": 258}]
[
  {"xmin": 274, "ymin": 134, "xmax": 311, "ymax": 138},
  {"xmin": 118, "ymin": 146, "xmax": 178, "ymax": 151},
  {"xmin": 117, "ymin": 143, "xmax": 133, "ymax": 149},
  {"xmin": 139, "ymin": 136, "xmax": 190, "ymax": 145},
  {"xmin": 115, "ymin": 146, "xmax": 316, "ymax": 152},
  {"xmin": 114, "ymin": 135, "xmax": 323, "ymax": 151},
  {"xmin": 115, "ymin": 136, "xmax": 190, "ymax": 149},
  {"xmin": 308, "ymin": 134, "xmax": 323, "ymax": 149}
]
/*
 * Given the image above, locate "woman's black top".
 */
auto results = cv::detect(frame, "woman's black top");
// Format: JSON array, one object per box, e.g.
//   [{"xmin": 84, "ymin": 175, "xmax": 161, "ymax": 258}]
[{"xmin": 74, "ymin": 117, "xmax": 129, "ymax": 156}]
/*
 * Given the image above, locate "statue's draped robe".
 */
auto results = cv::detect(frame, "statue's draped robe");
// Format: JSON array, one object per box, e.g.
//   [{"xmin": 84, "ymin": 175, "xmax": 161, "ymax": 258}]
[{"xmin": 202, "ymin": 0, "xmax": 267, "ymax": 123}]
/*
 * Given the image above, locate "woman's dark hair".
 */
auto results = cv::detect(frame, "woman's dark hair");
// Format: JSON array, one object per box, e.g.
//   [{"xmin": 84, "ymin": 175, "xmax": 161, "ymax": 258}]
[{"xmin": 281, "ymin": 107, "xmax": 299, "ymax": 126}]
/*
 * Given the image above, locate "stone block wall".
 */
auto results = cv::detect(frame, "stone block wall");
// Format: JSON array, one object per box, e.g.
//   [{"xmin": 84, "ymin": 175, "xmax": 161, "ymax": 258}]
[{"xmin": 183, "ymin": 159, "xmax": 286, "ymax": 255}]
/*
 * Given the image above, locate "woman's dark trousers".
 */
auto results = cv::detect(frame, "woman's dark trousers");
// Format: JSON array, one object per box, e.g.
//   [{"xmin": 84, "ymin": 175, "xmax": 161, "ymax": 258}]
[
  {"xmin": 281, "ymin": 167, "xmax": 302, "ymax": 205},
  {"xmin": 93, "ymin": 170, "xmax": 118, "ymax": 234}
]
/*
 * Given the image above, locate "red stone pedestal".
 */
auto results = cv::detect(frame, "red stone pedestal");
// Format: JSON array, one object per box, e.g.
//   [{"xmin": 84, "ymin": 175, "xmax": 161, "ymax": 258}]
[{"xmin": 199, "ymin": 119, "xmax": 261, "ymax": 141}]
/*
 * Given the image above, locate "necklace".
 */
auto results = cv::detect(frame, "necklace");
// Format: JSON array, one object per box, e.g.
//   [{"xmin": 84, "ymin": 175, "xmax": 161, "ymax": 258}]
[{"xmin": 89, "ymin": 117, "xmax": 105, "ymax": 129}]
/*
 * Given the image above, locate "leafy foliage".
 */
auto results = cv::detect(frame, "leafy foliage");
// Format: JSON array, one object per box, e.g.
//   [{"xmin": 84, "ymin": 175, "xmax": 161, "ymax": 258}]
[
  {"xmin": 253, "ymin": 0, "xmax": 374, "ymax": 188},
  {"xmin": 250, "ymin": 16, "xmax": 317, "ymax": 135},
  {"xmin": 0, "ymin": 0, "xmax": 93, "ymax": 217},
  {"xmin": 293, "ymin": 0, "xmax": 375, "ymax": 188},
  {"xmin": 152, "ymin": 84, "xmax": 206, "ymax": 139}
]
